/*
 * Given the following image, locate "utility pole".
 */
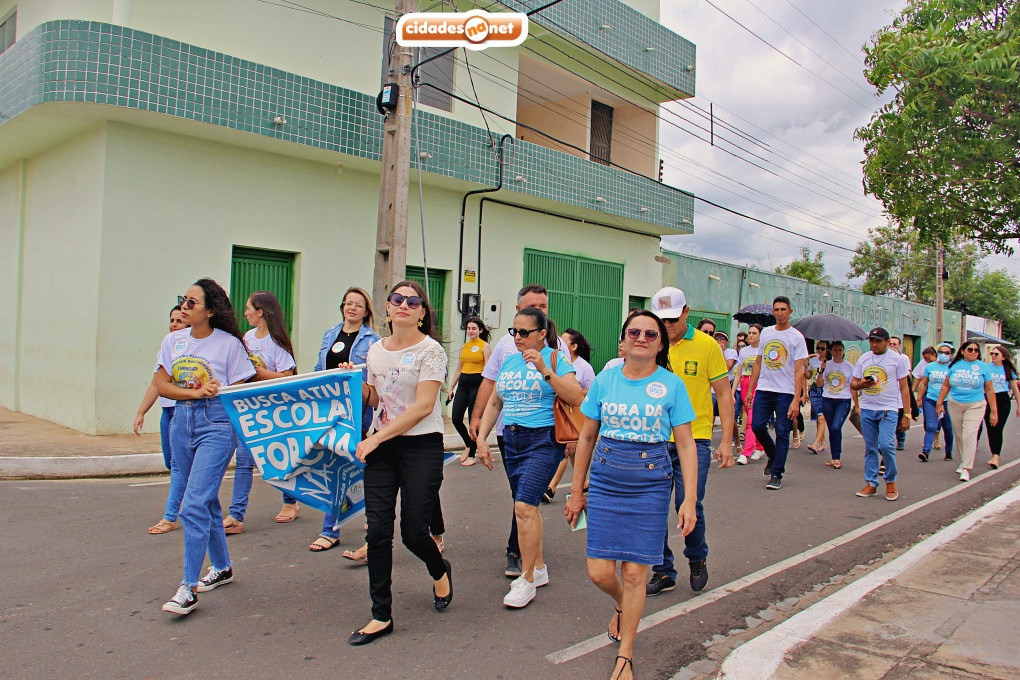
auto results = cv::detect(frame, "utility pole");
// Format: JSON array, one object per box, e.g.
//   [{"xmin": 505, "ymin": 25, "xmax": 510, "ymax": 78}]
[
  {"xmin": 373, "ymin": 0, "xmax": 416, "ymax": 329},
  {"xmin": 935, "ymin": 239, "xmax": 945, "ymax": 342}
]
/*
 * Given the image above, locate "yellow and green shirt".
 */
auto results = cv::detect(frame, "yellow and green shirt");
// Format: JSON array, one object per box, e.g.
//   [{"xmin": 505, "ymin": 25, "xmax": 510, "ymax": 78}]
[{"xmin": 667, "ymin": 325, "xmax": 729, "ymax": 440}]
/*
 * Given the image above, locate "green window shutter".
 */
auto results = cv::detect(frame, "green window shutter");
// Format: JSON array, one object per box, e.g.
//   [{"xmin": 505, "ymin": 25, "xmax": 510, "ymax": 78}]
[
  {"xmin": 230, "ymin": 246, "xmax": 296, "ymax": 334},
  {"xmin": 689, "ymin": 310, "xmax": 732, "ymax": 336},
  {"xmin": 406, "ymin": 266, "xmax": 447, "ymax": 341},
  {"xmin": 628, "ymin": 295, "xmax": 649, "ymax": 312}
]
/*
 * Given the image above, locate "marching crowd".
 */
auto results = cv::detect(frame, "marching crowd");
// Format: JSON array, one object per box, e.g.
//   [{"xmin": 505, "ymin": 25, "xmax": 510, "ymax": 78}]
[{"xmin": 133, "ymin": 277, "xmax": 1018, "ymax": 680}]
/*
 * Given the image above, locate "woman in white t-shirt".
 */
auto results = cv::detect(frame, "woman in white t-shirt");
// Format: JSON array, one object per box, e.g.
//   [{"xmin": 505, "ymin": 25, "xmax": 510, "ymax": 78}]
[
  {"xmin": 737, "ymin": 324, "xmax": 765, "ymax": 464},
  {"xmin": 348, "ymin": 281, "xmax": 451, "ymax": 646},
  {"xmin": 223, "ymin": 291, "xmax": 298, "ymax": 535},
  {"xmin": 815, "ymin": 341, "xmax": 855, "ymax": 469},
  {"xmin": 156, "ymin": 278, "xmax": 256, "ymax": 616}
]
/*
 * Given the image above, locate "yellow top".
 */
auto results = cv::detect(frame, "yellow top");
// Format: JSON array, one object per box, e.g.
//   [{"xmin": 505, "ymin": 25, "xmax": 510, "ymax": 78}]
[
  {"xmin": 667, "ymin": 325, "xmax": 730, "ymax": 440},
  {"xmin": 460, "ymin": 338, "xmax": 487, "ymax": 374}
]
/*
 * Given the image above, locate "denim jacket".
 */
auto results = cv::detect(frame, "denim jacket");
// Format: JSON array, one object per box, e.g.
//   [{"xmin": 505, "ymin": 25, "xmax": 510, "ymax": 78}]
[{"xmin": 315, "ymin": 322, "xmax": 380, "ymax": 435}]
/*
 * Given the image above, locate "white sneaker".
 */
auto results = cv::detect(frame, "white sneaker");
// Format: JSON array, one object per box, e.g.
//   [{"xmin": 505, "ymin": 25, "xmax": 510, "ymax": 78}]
[
  {"xmin": 737, "ymin": 454, "xmax": 749, "ymax": 465},
  {"xmin": 956, "ymin": 465, "xmax": 964, "ymax": 474},
  {"xmin": 960, "ymin": 469, "xmax": 970, "ymax": 482},
  {"xmin": 750, "ymin": 450, "xmax": 765, "ymax": 461},
  {"xmin": 532, "ymin": 565, "xmax": 549, "ymax": 587},
  {"xmin": 503, "ymin": 576, "xmax": 537, "ymax": 608}
]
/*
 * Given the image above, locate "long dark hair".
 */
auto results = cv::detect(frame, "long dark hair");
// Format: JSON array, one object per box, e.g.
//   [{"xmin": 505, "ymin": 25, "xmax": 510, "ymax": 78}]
[
  {"xmin": 194, "ymin": 278, "xmax": 245, "ymax": 344},
  {"xmin": 562, "ymin": 328, "xmax": 591, "ymax": 362},
  {"xmin": 993, "ymin": 345, "xmax": 1018, "ymax": 382},
  {"xmin": 465, "ymin": 315, "xmax": 490, "ymax": 342},
  {"xmin": 170, "ymin": 304, "xmax": 182, "ymax": 315},
  {"xmin": 516, "ymin": 307, "xmax": 557, "ymax": 349},
  {"xmin": 621, "ymin": 310, "xmax": 671, "ymax": 371},
  {"xmin": 249, "ymin": 290, "xmax": 296, "ymax": 361},
  {"xmin": 387, "ymin": 280, "xmax": 437, "ymax": 340},
  {"xmin": 949, "ymin": 340, "xmax": 981, "ymax": 369}
]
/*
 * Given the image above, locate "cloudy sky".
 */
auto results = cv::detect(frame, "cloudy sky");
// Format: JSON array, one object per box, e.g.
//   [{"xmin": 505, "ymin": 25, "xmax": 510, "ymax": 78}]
[{"xmin": 656, "ymin": 0, "xmax": 1018, "ymax": 285}]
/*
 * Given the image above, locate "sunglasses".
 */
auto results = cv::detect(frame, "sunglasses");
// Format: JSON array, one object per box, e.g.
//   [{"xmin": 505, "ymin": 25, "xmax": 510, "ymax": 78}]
[
  {"xmin": 508, "ymin": 327, "xmax": 541, "ymax": 338},
  {"xmin": 661, "ymin": 317, "xmax": 680, "ymax": 324},
  {"xmin": 177, "ymin": 295, "xmax": 202, "ymax": 310},
  {"xmin": 387, "ymin": 293, "xmax": 423, "ymax": 309},
  {"xmin": 937, "ymin": 350, "xmax": 952, "ymax": 355},
  {"xmin": 964, "ymin": 347, "xmax": 980, "ymax": 353},
  {"xmin": 626, "ymin": 328, "xmax": 661, "ymax": 341}
]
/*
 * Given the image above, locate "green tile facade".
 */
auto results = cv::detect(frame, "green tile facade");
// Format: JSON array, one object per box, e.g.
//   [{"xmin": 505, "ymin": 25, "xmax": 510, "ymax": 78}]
[
  {"xmin": 495, "ymin": 0, "xmax": 696, "ymax": 97},
  {"xmin": 0, "ymin": 20, "xmax": 693, "ymax": 233}
]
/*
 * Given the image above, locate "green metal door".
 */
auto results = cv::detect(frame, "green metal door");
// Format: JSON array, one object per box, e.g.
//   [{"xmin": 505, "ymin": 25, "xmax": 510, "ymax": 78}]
[
  {"xmin": 407, "ymin": 266, "xmax": 447, "ymax": 341},
  {"xmin": 230, "ymin": 246, "xmax": 295, "ymax": 333},
  {"xmin": 523, "ymin": 249, "xmax": 624, "ymax": 370},
  {"xmin": 628, "ymin": 295, "xmax": 649, "ymax": 312}
]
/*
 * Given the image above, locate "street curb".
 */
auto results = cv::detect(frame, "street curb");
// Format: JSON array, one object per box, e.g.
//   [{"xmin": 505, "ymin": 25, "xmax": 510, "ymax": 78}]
[
  {"xmin": 0, "ymin": 433, "xmax": 484, "ymax": 479},
  {"xmin": 718, "ymin": 482, "xmax": 1020, "ymax": 679}
]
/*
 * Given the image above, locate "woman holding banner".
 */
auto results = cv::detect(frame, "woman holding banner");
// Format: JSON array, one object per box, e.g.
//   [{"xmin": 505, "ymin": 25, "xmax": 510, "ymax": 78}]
[
  {"xmin": 156, "ymin": 278, "xmax": 256, "ymax": 616},
  {"xmin": 348, "ymin": 281, "xmax": 451, "ymax": 646},
  {"xmin": 223, "ymin": 291, "xmax": 297, "ymax": 535}
]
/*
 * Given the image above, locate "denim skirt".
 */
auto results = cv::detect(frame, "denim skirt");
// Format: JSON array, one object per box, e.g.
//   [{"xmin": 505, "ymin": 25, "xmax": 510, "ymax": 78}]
[
  {"xmin": 503, "ymin": 424, "xmax": 565, "ymax": 507},
  {"xmin": 586, "ymin": 437, "xmax": 673, "ymax": 565}
]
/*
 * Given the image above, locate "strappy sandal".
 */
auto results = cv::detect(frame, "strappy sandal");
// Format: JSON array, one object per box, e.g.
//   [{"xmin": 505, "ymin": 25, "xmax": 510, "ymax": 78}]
[
  {"xmin": 222, "ymin": 516, "xmax": 244, "ymax": 535},
  {"xmin": 309, "ymin": 536, "xmax": 339, "ymax": 552},
  {"xmin": 608, "ymin": 607, "xmax": 622, "ymax": 643},
  {"xmin": 831, "ymin": 460, "xmax": 841, "ymax": 469},
  {"xmin": 275, "ymin": 504, "xmax": 300, "ymax": 523},
  {"xmin": 148, "ymin": 519, "xmax": 179, "ymax": 535},
  {"xmin": 611, "ymin": 655, "xmax": 633, "ymax": 679}
]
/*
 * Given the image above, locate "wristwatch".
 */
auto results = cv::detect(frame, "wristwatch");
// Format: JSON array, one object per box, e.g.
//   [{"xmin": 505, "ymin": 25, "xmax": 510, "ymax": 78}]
[{"xmin": 543, "ymin": 372, "xmax": 552, "ymax": 381}]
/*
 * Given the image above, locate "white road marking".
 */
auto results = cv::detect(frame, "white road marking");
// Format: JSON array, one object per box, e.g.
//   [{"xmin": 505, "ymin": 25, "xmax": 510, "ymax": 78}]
[
  {"xmin": 545, "ymin": 456, "xmax": 1020, "ymax": 665},
  {"xmin": 130, "ymin": 474, "xmax": 235, "ymax": 487}
]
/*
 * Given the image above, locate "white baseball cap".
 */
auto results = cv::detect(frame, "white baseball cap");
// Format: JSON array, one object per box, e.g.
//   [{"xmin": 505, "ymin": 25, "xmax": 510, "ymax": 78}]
[{"xmin": 651, "ymin": 287, "xmax": 688, "ymax": 319}]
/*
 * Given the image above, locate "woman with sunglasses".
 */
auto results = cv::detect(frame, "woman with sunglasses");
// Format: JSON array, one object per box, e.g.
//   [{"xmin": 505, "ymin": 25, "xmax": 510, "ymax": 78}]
[
  {"xmin": 935, "ymin": 341, "xmax": 996, "ymax": 482},
  {"xmin": 348, "ymin": 281, "xmax": 451, "ymax": 646},
  {"xmin": 305, "ymin": 287, "xmax": 382, "ymax": 553},
  {"xmin": 983, "ymin": 345, "xmax": 1020, "ymax": 469},
  {"xmin": 223, "ymin": 291, "xmax": 297, "ymax": 535},
  {"xmin": 565, "ymin": 311, "xmax": 697, "ymax": 680},
  {"xmin": 156, "ymin": 279, "xmax": 256, "ymax": 615},
  {"xmin": 136, "ymin": 304, "xmax": 190, "ymax": 534},
  {"xmin": 448, "ymin": 316, "xmax": 491, "ymax": 466},
  {"xmin": 475, "ymin": 307, "xmax": 582, "ymax": 609},
  {"xmin": 916, "ymin": 342, "xmax": 955, "ymax": 462}
]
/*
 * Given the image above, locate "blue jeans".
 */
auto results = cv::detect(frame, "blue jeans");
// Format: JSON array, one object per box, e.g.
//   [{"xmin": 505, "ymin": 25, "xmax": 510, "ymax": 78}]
[
  {"xmin": 751, "ymin": 390, "xmax": 794, "ymax": 478},
  {"xmin": 733, "ymin": 388, "xmax": 742, "ymax": 423},
  {"xmin": 171, "ymin": 399, "xmax": 237, "ymax": 587},
  {"xmin": 922, "ymin": 397, "xmax": 954, "ymax": 455},
  {"xmin": 161, "ymin": 406, "xmax": 187, "ymax": 522},
  {"xmin": 228, "ymin": 441, "xmax": 254, "ymax": 521},
  {"xmin": 821, "ymin": 398, "xmax": 851, "ymax": 459},
  {"xmin": 861, "ymin": 409, "xmax": 898, "ymax": 486},
  {"xmin": 653, "ymin": 439, "xmax": 710, "ymax": 580}
]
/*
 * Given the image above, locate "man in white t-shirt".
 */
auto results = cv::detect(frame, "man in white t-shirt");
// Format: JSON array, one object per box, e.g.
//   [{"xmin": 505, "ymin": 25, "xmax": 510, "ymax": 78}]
[
  {"xmin": 888, "ymin": 336, "xmax": 917, "ymax": 451},
  {"xmin": 850, "ymin": 327, "xmax": 911, "ymax": 501},
  {"xmin": 469, "ymin": 283, "xmax": 571, "ymax": 579},
  {"xmin": 744, "ymin": 296, "xmax": 808, "ymax": 490}
]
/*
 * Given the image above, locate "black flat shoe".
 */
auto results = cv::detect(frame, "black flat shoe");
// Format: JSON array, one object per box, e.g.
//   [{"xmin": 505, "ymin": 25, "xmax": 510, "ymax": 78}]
[
  {"xmin": 348, "ymin": 620, "xmax": 393, "ymax": 646},
  {"xmin": 434, "ymin": 559, "xmax": 453, "ymax": 611}
]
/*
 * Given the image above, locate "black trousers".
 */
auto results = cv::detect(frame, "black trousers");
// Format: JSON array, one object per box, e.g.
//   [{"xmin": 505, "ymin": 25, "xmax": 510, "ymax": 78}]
[
  {"xmin": 364, "ymin": 433, "xmax": 446, "ymax": 622},
  {"xmin": 451, "ymin": 373, "xmax": 483, "ymax": 456},
  {"xmin": 983, "ymin": 392, "xmax": 1011, "ymax": 456}
]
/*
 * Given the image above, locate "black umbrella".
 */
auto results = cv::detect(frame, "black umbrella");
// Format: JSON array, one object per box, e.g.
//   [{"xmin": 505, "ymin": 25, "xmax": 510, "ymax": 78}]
[
  {"xmin": 792, "ymin": 314, "xmax": 868, "ymax": 341},
  {"xmin": 733, "ymin": 303, "xmax": 775, "ymax": 326}
]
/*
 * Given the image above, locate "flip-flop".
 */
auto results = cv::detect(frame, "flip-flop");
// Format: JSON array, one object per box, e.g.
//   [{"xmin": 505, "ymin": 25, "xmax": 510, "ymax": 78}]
[
  {"xmin": 309, "ymin": 536, "xmax": 340, "ymax": 552},
  {"xmin": 988, "ymin": 460, "xmax": 999, "ymax": 469},
  {"xmin": 832, "ymin": 460, "xmax": 841, "ymax": 469},
  {"xmin": 608, "ymin": 608, "xmax": 622, "ymax": 643},
  {"xmin": 275, "ymin": 505, "xmax": 300, "ymax": 523},
  {"xmin": 806, "ymin": 444, "xmax": 820, "ymax": 454},
  {"xmin": 148, "ymin": 519, "xmax": 179, "ymax": 535},
  {"xmin": 341, "ymin": 548, "xmax": 368, "ymax": 562}
]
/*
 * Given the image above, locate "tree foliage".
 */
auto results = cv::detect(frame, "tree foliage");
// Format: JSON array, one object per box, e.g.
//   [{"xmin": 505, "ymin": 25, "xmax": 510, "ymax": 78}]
[
  {"xmin": 856, "ymin": 0, "xmax": 1020, "ymax": 253},
  {"xmin": 775, "ymin": 246, "xmax": 833, "ymax": 286}
]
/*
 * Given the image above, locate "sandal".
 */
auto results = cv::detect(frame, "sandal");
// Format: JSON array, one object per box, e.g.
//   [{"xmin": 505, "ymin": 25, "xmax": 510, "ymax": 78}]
[
  {"xmin": 342, "ymin": 544, "xmax": 368, "ymax": 562},
  {"xmin": 608, "ymin": 607, "xmax": 622, "ymax": 643},
  {"xmin": 832, "ymin": 460, "xmax": 841, "ymax": 469},
  {"xmin": 223, "ymin": 516, "xmax": 244, "ymax": 535},
  {"xmin": 611, "ymin": 655, "xmax": 633, "ymax": 680},
  {"xmin": 432, "ymin": 535, "xmax": 445, "ymax": 553},
  {"xmin": 148, "ymin": 519, "xmax": 179, "ymax": 535},
  {"xmin": 275, "ymin": 504, "xmax": 300, "ymax": 523},
  {"xmin": 309, "ymin": 536, "xmax": 340, "ymax": 552}
]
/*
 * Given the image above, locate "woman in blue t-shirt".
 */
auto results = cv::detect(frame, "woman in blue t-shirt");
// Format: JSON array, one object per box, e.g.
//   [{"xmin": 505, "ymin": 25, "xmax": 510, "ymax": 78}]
[
  {"xmin": 915, "ymin": 342, "xmax": 955, "ymax": 462},
  {"xmin": 475, "ymin": 307, "xmax": 582, "ymax": 610},
  {"xmin": 982, "ymin": 345, "xmax": 1020, "ymax": 469},
  {"xmin": 565, "ymin": 311, "xmax": 698, "ymax": 680},
  {"xmin": 935, "ymin": 341, "xmax": 997, "ymax": 482}
]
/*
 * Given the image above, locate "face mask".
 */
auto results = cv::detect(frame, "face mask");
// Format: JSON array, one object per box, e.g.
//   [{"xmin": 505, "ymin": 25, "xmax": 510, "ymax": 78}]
[{"xmin": 937, "ymin": 353, "xmax": 951, "ymax": 364}]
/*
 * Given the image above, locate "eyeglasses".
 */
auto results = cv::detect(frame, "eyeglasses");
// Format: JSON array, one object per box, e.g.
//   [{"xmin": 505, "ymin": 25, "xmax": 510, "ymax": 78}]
[
  {"xmin": 626, "ymin": 328, "xmax": 661, "ymax": 341},
  {"xmin": 508, "ymin": 327, "xmax": 541, "ymax": 338},
  {"xmin": 937, "ymin": 350, "xmax": 952, "ymax": 355},
  {"xmin": 177, "ymin": 295, "xmax": 202, "ymax": 310},
  {"xmin": 387, "ymin": 293, "xmax": 423, "ymax": 309}
]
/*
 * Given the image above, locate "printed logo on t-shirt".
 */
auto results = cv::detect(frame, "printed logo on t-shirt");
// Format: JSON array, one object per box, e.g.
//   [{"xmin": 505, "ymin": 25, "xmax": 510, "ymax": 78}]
[
  {"xmin": 471, "ymin": 345, "xmax": 480, "ymax": 353},
  {"xmin": 762, "ymin": 340, "xmax": 789, "ymax": 370},
  {"xmin": 249, "ymin": 352, "xmax": 267, "ymax": 369},
  {"xmin": 862, "ymin": 366, "xmax": 888, "ymax": 396},
  {"xmin": 171, "ymin": 355, "xmax": 212, "ymax": 389},
  {"xmin": 683, "ymin": 360, "xmax": 698, "ymax": 376},
  {"xmin": 742, "ymin": 356, "xmax": 755, "ymax": 376},
  {"xmin": 331, "ymin": 341, "xmax": 346, "ymax": 354},
  {"xmin": 992, "ymin": 371, "xmax": 1007, "ymax": 391},
  {"xmin": 400, "ymin": 352, "xmax": 416, "ymax": 367},
  {"xmin": 173, "ymin": 337, "xmax": 189, "ymax": 354},
  {"xmin": 646, "ymin": 382, "xmax": 667, "ymax": 399},
  {"xmin": 952, "ymin": 365, "xmax": 984, "ymax": 390},
  {"xmin": 826, "ymin": 370, "xmax": 848, "ymax": 395}
]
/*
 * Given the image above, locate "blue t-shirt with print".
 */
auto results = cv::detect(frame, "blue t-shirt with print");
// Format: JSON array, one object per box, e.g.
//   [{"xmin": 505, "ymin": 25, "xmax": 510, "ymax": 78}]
[
  {"xmin": 580, "ymin": 366, "xmax": 696, "ymax": 443},
  {"xmin": 496, "ymin": 346, "xmax": 576, "ymax": 428},
  {"xmin": 989, "ymin": 364, "xmax": 1009, "ymax": 393},
  {"xmin": 946, "ymin": 360, "xmax": 993, "ymax": 403},
  {"xmin": 923, "ymin": 362, "xmax": 951, "ymax": 402}
]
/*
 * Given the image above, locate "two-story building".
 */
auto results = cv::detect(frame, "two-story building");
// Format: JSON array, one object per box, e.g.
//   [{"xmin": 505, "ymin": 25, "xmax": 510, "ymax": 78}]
[{"xmin": 0, "ymin": 0, "xmax": 697, "ymax": 434}]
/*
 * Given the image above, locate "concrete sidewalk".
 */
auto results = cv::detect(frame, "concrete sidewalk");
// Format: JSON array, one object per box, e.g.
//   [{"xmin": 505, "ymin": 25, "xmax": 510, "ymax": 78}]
[
  {"xmin": 719, "ymin": 484, "xmax": 1020, "ymax": 679},
  {"xmin": 0, "ymin": 406, "xmax": 478, "ymax": 478}
]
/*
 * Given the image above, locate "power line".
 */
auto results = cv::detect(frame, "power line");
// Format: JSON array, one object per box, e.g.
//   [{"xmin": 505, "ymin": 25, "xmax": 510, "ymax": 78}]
[{"xmin": 781, "ymin": 0, "xmax": 867, "ymax": 66}]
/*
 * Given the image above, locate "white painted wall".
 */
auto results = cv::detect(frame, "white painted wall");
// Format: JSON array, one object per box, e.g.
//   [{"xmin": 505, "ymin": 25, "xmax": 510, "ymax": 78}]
[{"xmin": 0, "ymin": 162, "xmax": 22, "ymax": 408}]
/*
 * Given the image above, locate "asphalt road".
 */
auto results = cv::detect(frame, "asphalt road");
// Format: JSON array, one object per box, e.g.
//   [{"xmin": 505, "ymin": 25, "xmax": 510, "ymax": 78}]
[{"xmin": 2, "ymin": 419, "xmax": 1018, "ymax": 680}]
